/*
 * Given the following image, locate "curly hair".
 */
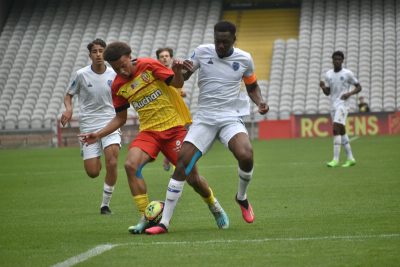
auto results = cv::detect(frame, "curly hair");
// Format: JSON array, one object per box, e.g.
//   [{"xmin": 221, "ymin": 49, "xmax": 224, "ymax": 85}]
[{"xmin": 103, "ymin": 41, "xmax": 132, "ymax": 62}]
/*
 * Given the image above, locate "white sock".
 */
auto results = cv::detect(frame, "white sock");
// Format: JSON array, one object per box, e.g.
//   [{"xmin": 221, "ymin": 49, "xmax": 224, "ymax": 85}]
[
  {"xmin": 101, "ymin": 183, "xmax": 114, "ymax": 208},
  {"xmin": 237, "ymin": 167, "xmax": 253, "ymax": 201},
  {"xmin": 160, "ymin": 178, "xmax": 185, "ymax": 228},
  {"xmin": 333, "ymin": 135, "xmax": 341, "ymax": 161},
  {"xmin": 341, "ymin": 134, "xmax": 354, "ymax": 160}
]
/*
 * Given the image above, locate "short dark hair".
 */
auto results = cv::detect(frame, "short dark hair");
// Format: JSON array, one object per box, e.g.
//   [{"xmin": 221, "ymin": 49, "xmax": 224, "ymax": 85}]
[
  {"xmin": 87, "ymin": 38, "xmax": 106, "ymax": 52},
  {"xmin": 156, "ymin": 47, "xmax": 173, "ymax": 59},
  {"xmin": 214, "ymin": 21, "xmax": 236, "ymax": 35},
  {"xmin": 103, "ymin": 41, "xmax": 132, "ymax": 62},
  {"xmin": 332, "ymin": 50, "xmax": 344, "ymax": 59}
]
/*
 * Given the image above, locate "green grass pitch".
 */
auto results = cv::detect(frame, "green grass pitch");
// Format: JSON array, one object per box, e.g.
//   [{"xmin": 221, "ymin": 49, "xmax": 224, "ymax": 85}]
[{"xmin": 0, "ymin": 135, "xmax": 399, "ymax": 266}]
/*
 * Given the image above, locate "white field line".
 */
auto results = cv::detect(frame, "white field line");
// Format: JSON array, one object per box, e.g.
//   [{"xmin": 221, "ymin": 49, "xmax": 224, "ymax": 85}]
[
  {"xmin": 51, "ymin": 244, "xmax": 118, "ymax": 267},
  {"xmin": 126, "ymin": 233, "xmax": 400, "ymax": 246},
  {"xmin": 349, "ymin": 135, "xmax": 360, "ymax": 142},
  {"xmin": 52, "ymin": 233, "xmax": 400, "ymax": 267}
]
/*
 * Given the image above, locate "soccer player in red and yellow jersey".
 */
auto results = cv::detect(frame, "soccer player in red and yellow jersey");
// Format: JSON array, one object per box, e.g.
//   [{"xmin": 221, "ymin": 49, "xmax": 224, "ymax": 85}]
[
  {"xmin": 156, "ymin": 47, "xmax": 187, "ymax": 171},
  {"xmin": 79, "ymin": 41, "xmax": 229, "ymax": 234}
]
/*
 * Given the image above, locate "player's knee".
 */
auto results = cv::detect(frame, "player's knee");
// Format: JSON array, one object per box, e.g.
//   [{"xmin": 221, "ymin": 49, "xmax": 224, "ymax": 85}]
[
  {"xmin": 84, "ymin": 159, "xmax": 101, "ymax": 178},
  {"xmin": 124, "ymin": 160, "xmax": 137, "ymax": 174},
  {"xmin": 125, "ymin": 160, "xmax": 145, "ymax": 179},
  {"xmin": 106, "ymin": 157, "xmax": 118, "ymax": 169},
  {"xmin": 237, "ymin": 146, "xmax": 253, "ymax": 165},
  {"xmin": 86, "ymin": 169, "xmax": 100, "ymax": 178},
  {"xmin": 178, "ymin": 150, "xmax": 202, "ymax": 177},
  {"xmin": 170, "ymin": 163, "xmax": 186, "ymax": 181}
]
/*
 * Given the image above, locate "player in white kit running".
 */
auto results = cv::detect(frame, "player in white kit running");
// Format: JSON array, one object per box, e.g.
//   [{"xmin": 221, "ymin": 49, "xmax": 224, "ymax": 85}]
[
  {"xmin": 61, "ymin": 39, "xmax": 120, "ymax": 214},
  {"xmin": 146, "ymin": 21, "xmax": 269, "ymax": 235},
  {"xmin": 320, "ymin": 51, "xmax": 362, "ymax": 168}
]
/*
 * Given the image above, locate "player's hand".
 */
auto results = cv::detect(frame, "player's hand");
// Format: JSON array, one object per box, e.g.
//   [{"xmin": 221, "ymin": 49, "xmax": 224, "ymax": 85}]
[
  {"xmin": 78, "ymin": 132, "xmax": 98, "ymax": 145},
  {"xmin": 60, "ymin": 110, "xmax": 72, "ymax": 127},
  {"xmin": 341, "ymin": 92, "xmax": 351, "ymax": 100},
  {"xmin": 258, "ymin": 102, "xmax": 269, "ymax": 115},
  {"xmin": 183, "ymin": 60, "xmax": 194, "ymax": 72},
  {"xmin": 180, "ymin": 90, "xmax": 187, "ymax": 97},
  {"xmin": 171, "ymin": 59, "xmax": 184, "ymax": 73},
  {"xmin": 319, "ymin": 81, "xmax": 326, "ymax": 89}
]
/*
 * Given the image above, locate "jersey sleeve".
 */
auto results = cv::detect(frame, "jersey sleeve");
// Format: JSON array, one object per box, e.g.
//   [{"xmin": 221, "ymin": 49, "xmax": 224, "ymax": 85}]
[
  {"xmin": 189, "ymin": 47, "xmax": 200, "ymax": 72},
  {"xmin": 66, "ymin": 71, "xmax": 80, "ymax": 95},
  {"xmin": 243, "ymin": 54, "xmax": 257, "ymax": 85},
  {"xmin": 111, "ymin": 80, "xmax": 130, "ymax": 112},
  {"xmin": 147, "ymin": 58, "xmax": 174, "ymax": 82},
  {"xmin": 347, "ymin": 70, "xmax": 359, "ymax": 85},
  {"xmin": 324, "ymin": 72, "xmax": 330, "ymax": 86}
]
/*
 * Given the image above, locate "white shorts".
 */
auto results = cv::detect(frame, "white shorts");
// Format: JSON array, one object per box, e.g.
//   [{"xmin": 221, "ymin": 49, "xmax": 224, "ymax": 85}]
[
  {"xmin": 184, "ymin": 117, "xmax": 248, "ymax": 154},
  {"xmin": 81, "ymin": 130, "xmax": 121, "ymax": 160},
  {"xmin": 331, "ymin": 106, "xmax": 348, "ymax": 125}
]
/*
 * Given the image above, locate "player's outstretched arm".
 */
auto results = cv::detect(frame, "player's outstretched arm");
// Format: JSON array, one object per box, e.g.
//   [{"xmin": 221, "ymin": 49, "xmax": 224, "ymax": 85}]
[{"xmin": 79, "ymin": 109, "xmax": 127, "ymax": 145}]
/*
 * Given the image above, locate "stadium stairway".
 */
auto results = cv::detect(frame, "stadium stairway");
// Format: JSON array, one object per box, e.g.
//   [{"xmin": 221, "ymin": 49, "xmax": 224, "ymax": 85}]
[{"xmin": 223, "ymin": 8, "xmax": 299, "ymax": 81}]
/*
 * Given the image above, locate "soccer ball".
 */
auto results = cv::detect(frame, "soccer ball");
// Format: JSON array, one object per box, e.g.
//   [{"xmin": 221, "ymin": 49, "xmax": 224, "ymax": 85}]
[{"xmin": 144, "ymin": 200, "xmax": 164, "ymax": 225}]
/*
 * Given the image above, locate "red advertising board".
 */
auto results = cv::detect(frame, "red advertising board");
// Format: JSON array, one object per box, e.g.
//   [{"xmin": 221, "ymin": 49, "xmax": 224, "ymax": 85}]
[
  {"xmin": 293, "ymin": 113, "xmax": 390, "ymax": 138},
  {"xmin": 258, "ymin": 112, "xmax": 400, "ymax": 139}
]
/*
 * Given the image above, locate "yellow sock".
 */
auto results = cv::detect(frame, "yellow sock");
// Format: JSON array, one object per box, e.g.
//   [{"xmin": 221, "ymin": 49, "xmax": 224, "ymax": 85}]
[
  {"xmin": 133, "ymin": 194, "xmax": 149, "ymax": 215},
  {"xmin": 203, "ymin": 187, "xmax": 216, "ymax": 205}
]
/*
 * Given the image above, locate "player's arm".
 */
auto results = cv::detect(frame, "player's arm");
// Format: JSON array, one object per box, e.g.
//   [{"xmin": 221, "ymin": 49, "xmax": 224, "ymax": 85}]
[
  {"xmin": 320, "ymin": 81, "xmax": 330, "ymax": 96},
  {"xmin": 169, "ymin": 59, "xmax": 186, "ymax": 88},
  {"xmin": 61, "ymin": 93, "xmax": 73, "ymax": 127},
  {"xmin": 245, "ymin": 78, "xmax": 269, "ymax": 115},
  {"xmin": 182, "ymin": 59, "xmax": 195, "ymax": 81},
  {"xmin": 79, "ymin": 108, "xmax": 127, "ymax": 145},
  {"xmin": 341, "ymin": 83, "xmax": 362, "ymax": 100}
]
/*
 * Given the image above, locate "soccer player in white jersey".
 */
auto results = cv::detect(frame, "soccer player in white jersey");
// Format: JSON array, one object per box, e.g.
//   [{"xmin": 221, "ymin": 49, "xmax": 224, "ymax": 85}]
[
  {"xmin": 146, "ymin": 21, "xmax": 269, "ymax": 235},
  {"xmin": 320, "ymin": 51, "xmax": 362, "ymax": 167},
  {"xmin": 61, "ymin": 39, "xmax": 120, "ymax": 214}
]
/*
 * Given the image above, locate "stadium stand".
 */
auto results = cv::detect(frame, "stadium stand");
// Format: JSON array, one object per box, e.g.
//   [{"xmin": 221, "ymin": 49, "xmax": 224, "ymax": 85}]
[
  {"xmin": 0, "ymin": 0, "xmax": 398, "ymax": 133},
  {"xmin": 267, "ymin": 0, "xmax": 399, "ymax": 118}
]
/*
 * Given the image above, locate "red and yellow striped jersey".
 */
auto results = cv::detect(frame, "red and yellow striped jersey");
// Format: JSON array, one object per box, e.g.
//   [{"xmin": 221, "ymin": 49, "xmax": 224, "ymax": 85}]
[{"xmin": 111, "ymin": 58, "xmax": 191, "ymax": 131}]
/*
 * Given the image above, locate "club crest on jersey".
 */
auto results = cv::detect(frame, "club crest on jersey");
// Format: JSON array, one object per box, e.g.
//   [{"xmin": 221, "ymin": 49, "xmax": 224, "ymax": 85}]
[
  {"xmin": 107, "ymin": 80, "xmax": 112, "ymax": 87},
  {"xmin": 232, "ymin": 62, "xmax": 239, "ymax": 71},
  {"xmin": 130, "ymin": 81, "xmax": 139, "ymax": 89},
  {"xmin": 174, "ymin": 140, "xmax": 182, "ymax": 152},
  {"xmin": 340, "ymin": 76, "xmax": 344, "ymax": 81},
  {"xmin": 141, "ymin": 72, "xmax": 151, "ymax": 83},
  {"xmin": 207, "ymin": 58, "xmax": 213, "ymax": 64}
]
